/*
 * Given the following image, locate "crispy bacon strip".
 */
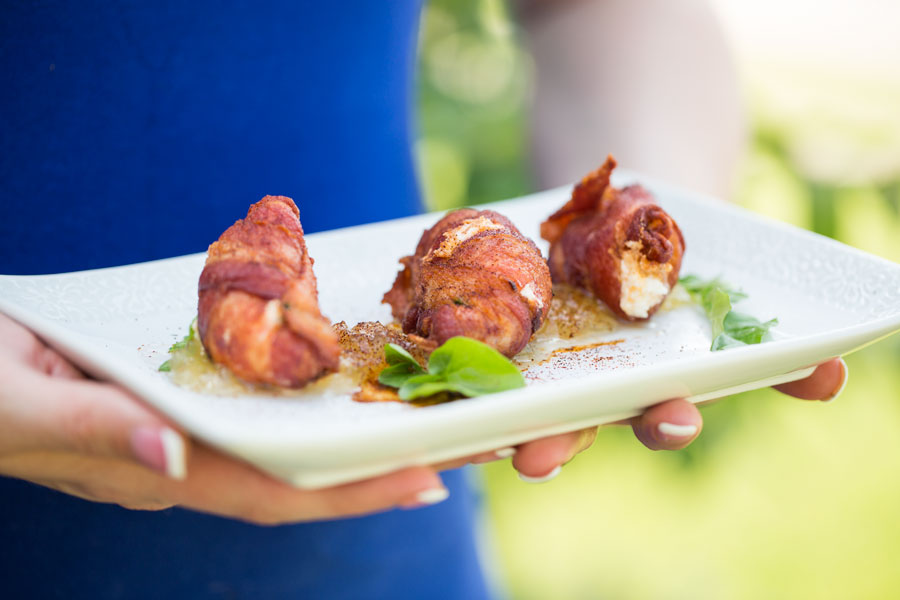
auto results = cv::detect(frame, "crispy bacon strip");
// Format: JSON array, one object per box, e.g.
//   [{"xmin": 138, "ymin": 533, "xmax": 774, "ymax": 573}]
[
  {"xmin": 383, "ymin": 209, "xmax": 551, "ymax": 358},
  {"xmin": 541, "ymin": 156, "xmax": 685, "ymax": 321},
  {"xmin": 540, "ymin": 156, "xmax": 616, "ymax": 245},
  {"xmin": 198, "ymin": 196, "xmax": 340, "ymax": 387}
]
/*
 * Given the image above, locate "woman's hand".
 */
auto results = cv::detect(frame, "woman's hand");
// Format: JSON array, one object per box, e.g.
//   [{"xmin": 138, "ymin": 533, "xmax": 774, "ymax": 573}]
[
  {"xmin": 0, "ymin": 313, "xmax": 448, "ymax": 524},
  {"xmin": 494, "ymin": 358, "xmax": 848, "ymax": 482}
]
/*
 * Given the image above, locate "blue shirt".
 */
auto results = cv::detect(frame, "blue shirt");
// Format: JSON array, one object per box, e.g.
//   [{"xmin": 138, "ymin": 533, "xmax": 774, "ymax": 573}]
[
  {"xmin": 0, "ymin": 2, "xmax": 490, "ymax": 598},
  {"xmin": 1, "ymin": 0, "xmax": 422, "ymax": 273}
]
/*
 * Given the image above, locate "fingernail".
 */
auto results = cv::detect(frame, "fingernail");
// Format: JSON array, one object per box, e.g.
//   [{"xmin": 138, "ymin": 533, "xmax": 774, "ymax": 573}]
[
  {"xmin": 518, "ymin": 465, "xmax": 561, "ymax": 484},
  {"xmin": 401, "ymin": 487, "xmax": 450, "ymax": 509},
  {"xmin": 822, "ymin": 358, "xmax": 848, "ymax": 403},
  {"xmin": 160, "ymin": 427, "xmax": 187, "ymax": 479},
  {"xmin": 416, "ymin": 487, "xmax": 449, "ymax": 505},
  {"xmin": 494, "ymin": 447, "xmax": 517, "ymax": 459},
  {"xmin": 657, "ymin": 422, "xmax": 698, "ymax": 438},
  {"xmin": 131, "ymin": 426, "xmax": 187, "ymax": 480}
]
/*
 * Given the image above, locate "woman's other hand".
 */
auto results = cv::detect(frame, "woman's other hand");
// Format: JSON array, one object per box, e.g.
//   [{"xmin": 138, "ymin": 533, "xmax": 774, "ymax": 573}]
[{"xmin": 0, "ymin": 313, "xmax": 448, "ymax": 524}]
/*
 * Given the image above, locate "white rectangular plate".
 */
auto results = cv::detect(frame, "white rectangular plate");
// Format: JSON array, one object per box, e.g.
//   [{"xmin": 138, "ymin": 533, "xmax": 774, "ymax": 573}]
[{"xmin": 3, "ymin": 173, "xmax": 900, "ymax": 488}]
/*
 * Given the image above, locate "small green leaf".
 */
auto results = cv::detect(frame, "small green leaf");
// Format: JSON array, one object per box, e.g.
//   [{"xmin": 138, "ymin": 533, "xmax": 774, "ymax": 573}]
[
  {"xmin": 385, "ymin": 343, "xmax": 423, "ymax": 368},
  {"xmin": 680, "ymin": 275, "xmax": 778, "ymax": 352},
  {"xmin": 160, "ymin": 317, "xmax": 198, "ymax": 373},
  {"xmin": 680, "ymin": 275, "xmax": 746, "ymax": 305},
  {"xmin": 724, "ymin": 312, "xmax": 778, "ymax": 345},
  {"xmin": 711, "ymin": 333, "xmax": 743, "ymax": 351},
  {"xmin": 167, "ymin": 318, "xmax": 197, "ymax": 353},
  {"xmin": 378, "ymin": 362, "xmax": 425, "ymax": 387},
  {"xmin": 378, "ymin": 343, "xmax": 427, "ymax": 388},
  {"xmin": 398, "ymin": 373, "xmax": 450, "ymax": 400},
  {"xmin": 704, "ymin": 286, "xmax": 732, "ymax": 340}
]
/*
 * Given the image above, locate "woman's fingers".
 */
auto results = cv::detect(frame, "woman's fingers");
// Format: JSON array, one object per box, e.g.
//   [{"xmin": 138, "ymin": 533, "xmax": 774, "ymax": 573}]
[
  {"xmin": 629, "ymin": 358, "xmax": 846, "ymax": 451},
  {"xmin": 167, "ymin": 444, "xmax": 447, "ymax": 523},
  {"xmin": 13, "ymin": 374, "xmax": 188, "ymax": 479},
  {"xmin": 0, "ymin": 314, "xmax": 188, "ymax": 478},
  {"xmin": 631, "ymin": 398, "xmax": 702, "ymax": 451},
  {"xmin": 773, "ymin": 358, "xmax": 847, "ymax": 401},
  {"xmin": 2, "ymin": 446, "xmax": 449, "ymax": 523},
  {"xmin": 453, "ymin": 358, "xmax": 848, "ymax": 480},
  {"xmin": 313, "ymin": 467, "xmax": 448, "ymax": 517},
  {"xmin": 468, "ymin": 447, "xmax": 517, "ymax": 465},
  {"xmin": 511, "ymin": 427, "xmax": 597, "ymax": 482}
]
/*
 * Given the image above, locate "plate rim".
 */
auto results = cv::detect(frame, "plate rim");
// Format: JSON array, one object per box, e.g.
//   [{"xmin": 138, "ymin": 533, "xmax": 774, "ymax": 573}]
[{"xmin": 2, "ymin": 178, "xmax": 900, "ymax": 486}]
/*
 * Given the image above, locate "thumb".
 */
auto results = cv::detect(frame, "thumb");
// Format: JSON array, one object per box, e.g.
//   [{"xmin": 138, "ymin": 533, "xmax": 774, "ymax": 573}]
[{"xmin": 30, "ymin": 376, "xmax": 188, "ymax": 480}]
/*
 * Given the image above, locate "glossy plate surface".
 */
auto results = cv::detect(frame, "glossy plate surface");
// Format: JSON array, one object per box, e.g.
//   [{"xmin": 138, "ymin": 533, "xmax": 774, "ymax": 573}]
[{"xmin": 3, "ymin": 173, "xmax": 899, "ymax": 487}]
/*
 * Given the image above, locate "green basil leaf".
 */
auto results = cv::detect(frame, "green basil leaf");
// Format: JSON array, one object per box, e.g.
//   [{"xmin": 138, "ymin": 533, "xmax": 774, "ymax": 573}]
[
  {"xmin": 384, "ymin": 343, "xmax": 424, "ymax": 369},
  {"xmin": 158, "ymin": 359, "xmax": 172, "ymax": 372},
  {"xmin": 444, "ymin": 367, "xmax": 526, "ymax": 397},
  {"xmin": 379, "ymin": 343, "xmax": 427, "ymax": 388},
  {"xmin": 427, "ymin": 337, "xmax": 520, "ymax": 378},
  {"xmin": 381, "ymin": 336, "xmax": 525, "ymax": 401},
  {"xmin": 378, "ymin": 362, "xmax": 425, "ymax": 388},
  {"xmin": 398, "ymin": 373, "xmax": 450, "ymax": 401}
]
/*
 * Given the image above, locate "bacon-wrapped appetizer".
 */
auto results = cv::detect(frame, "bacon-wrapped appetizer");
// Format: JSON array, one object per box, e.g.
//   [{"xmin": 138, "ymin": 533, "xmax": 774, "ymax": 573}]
[
  {"xmin": 383, "ymin": 209, "xmax": 551, "ymax": 358},
  {"xmin": 198, "ymin": 196, "xmax": 340, "ymax": 387},
  {"xmin": 541, "ymin": 156, "xmax": 685, "ymax": 321}
]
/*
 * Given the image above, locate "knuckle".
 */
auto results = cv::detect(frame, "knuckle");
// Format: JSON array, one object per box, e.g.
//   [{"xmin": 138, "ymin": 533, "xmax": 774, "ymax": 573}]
[
  {"xmin": 60, "ymin": 402, "xmax": 101, "ymax": 454},
  {"xmin": 580, "ymin": 427, "xmax": 598, "ymax": 450},
  {"xmin": 59, "ymin": 391, "xmax": 133, "ymax": 458}
]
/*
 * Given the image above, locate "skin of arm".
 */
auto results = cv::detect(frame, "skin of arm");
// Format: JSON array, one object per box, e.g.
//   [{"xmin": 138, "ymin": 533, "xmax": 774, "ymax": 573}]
[{"xmin": 519, "ymin": 0, "xmax": 745, "ymax": 199}]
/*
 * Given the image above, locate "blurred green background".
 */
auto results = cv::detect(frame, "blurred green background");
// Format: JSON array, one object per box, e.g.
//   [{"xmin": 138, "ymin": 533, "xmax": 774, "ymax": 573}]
[{"xmin": 415, "ymin": 1, "xmax": 900, "ymax": 598}]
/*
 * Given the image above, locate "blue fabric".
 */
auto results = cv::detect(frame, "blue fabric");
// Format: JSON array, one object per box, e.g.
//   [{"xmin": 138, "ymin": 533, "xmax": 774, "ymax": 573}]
[
  {"xmin": 1, "ymin": 0, "xmax": 422, "ymax": 274},
  {"xmin": 0, "ymin": 470, "xmax": 487, "ymax": 600},
  {"xmin": 0, "ymin": 2, "xmax": 490, "ymax": 599}
]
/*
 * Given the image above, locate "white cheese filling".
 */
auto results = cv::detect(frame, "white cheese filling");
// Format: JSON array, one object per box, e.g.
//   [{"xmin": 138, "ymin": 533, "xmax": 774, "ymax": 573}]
[
  {"xmin": 618, "ymin": 241, "xmax": 671, "ymax": 318},
  {"xmin": 264, "ymin": 298, "xmax": 284, "ymax": 327},
  {"xmin": 430, "ymin": 216, "xmax": 505, "ymax": 259},
  {"xmin": 519, "ymin": 281, "xmax": 544, "ymax": 310}
]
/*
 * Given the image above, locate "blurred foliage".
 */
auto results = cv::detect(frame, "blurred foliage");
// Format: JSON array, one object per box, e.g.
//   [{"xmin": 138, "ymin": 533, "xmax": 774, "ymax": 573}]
[
  {"xmin": 416, "ymin": 0, "xmax": 533, "ymax": 210},
  {"xmin": 416, "ymin": 1, "xmax": 900, "ymax": 599}
]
